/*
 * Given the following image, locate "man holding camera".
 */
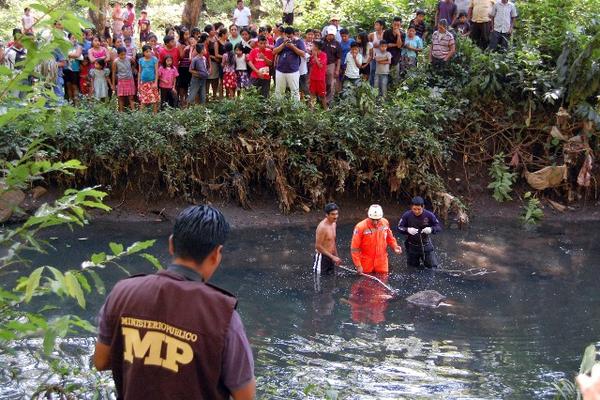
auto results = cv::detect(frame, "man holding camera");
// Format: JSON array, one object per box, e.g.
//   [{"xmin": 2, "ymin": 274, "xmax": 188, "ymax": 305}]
[{"xmin": 273, "ymin": 26, "xmax": 306, "ymax": 101}]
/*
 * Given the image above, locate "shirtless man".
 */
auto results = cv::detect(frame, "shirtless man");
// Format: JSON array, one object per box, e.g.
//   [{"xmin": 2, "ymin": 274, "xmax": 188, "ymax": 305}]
[{"xmin": 314, "ymin": 203, "xmax": 341, "ymax": 275}]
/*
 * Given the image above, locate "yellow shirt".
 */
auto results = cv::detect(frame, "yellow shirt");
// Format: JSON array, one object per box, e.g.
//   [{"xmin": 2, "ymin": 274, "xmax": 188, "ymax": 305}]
[{"xmin": 470, "ymin": 0, "xmax": 495, "ymax": 23}]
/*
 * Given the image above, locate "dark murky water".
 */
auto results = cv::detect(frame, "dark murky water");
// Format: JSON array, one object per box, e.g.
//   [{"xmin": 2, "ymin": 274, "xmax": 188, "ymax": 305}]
[{"xmin": 2, "ymin": 217, "xmax": 599, "ymax": 399}]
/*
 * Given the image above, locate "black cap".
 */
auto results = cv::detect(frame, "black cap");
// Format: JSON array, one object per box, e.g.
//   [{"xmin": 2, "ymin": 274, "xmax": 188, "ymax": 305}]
[{"xmin": 411, "ymin": 196, "xmax": 425, "ymax": 206}]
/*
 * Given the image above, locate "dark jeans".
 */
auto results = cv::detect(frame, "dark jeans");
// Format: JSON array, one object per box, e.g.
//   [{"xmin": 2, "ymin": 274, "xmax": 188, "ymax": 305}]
[
  {"xmin": 470, "ymin": 21, "xmax": 490, "ymax": 49},
  {"xmin": 406, "ymin": 247, "xmax": 439, "ymax": 269},
  {"xmin": 188, "ymin": 77, "xmax": 207, "ymax": 104},
  {"xmin": 488, "ymin": 31, "xmax": 510, "ymax": 51},
  {"xmin": 431, "ymin": 57, "xmax": 448, "ymax": 70},
  {"xmin": 160, "ymin": 87, "xmax": 177, "ymax": 109},
  {"xmin": 252, "ymin": 77, "xmax": 271, "ymax": 97}
]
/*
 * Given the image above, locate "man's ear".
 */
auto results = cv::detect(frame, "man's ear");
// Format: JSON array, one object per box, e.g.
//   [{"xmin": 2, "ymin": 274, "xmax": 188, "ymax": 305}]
[
  {"xmin": 210, "ymin": 245, "xmax": 223, "ymax": 266},
  {"xmin": 168, "ymin": 235, "xmax": 175, "ymax": 256}
]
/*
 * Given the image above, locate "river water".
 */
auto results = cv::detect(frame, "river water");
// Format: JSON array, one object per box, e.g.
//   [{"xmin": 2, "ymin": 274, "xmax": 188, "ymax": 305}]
[{"xmin": 1, "ymin": 217, "xmax": 599, "ymax": 399}]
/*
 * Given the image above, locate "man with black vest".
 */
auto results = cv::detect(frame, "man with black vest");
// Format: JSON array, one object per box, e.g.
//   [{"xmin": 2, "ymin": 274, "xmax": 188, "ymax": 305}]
[
  {"xmin": 398, "ymin": 196, "xmax": 442, "ymax": 269},
  {"xmin": 94, "ymin": 205, "xmax": 255, "ymax": 400}
]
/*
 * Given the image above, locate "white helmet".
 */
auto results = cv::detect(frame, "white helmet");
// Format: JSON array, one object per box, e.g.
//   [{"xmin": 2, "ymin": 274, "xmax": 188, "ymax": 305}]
[{"xmin": 368, "ymin": 204, "xmax": 383, "ymax": 220}]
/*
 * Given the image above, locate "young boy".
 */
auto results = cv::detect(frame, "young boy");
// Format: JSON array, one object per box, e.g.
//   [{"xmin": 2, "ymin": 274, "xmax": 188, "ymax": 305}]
[
  {"xmin": 309, "ymin": 40, "xmax": 328, "ymax": 109},
  {"xmin": 373, "ymin": 39, "xmax": 391, "ymax": 97},
  {"xmin": 451, "ymin": 12, "xmax": 471, "ymax": 37},
  {"xmin": 402, "ymin": 26, "xmax": 423, "ymax": 70},
  {"xmin": 124, "ymin": 36, "xmax": 137, "ymax": 59},
  {"xmin": 138, "ymin": 10, "xmax": 151, "ymax": 43},
  {"xmin": 21, "ymin": 8, "xmax": 35, "ymax": 35},
  {"xmin": 344, "ymin": 42, "xmax": 362, "ymax": 88},
  {"xmin": 409, "ymin": 9, "xmax": 428, "ymax": 40},
  {"xmin": 188, "ymin": 43, "xmax": 210, "ymax": 104}
]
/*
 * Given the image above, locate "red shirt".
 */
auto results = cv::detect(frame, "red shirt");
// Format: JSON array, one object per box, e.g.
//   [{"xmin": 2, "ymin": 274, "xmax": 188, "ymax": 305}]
[
  {"xmin": 309, "ymin": 51, "xmax": 328, "ymax": 82},
  {"xmin": 247, "ymin": 47, "xmax": 273, "ymax": 79},
  {"xmin": 158, "ymin": 46, "xmax": 180, "ymax": 68}
]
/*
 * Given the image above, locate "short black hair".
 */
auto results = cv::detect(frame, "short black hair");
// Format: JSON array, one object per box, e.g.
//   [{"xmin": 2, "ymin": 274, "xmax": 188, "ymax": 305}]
[
  {"xmin": 379, "ymin": 39, "xmax": 388, "ymax": 45},
  {"xmin": 416, "ymin": 9, "xmax": 425, "ymax": 16},
  {"xmin": 314, "ymin": 40, "xmax": 323, "ymax": 50},
  {"xmin": 257, "ymin": 34, "xmax": 267, "ymax": 42},
  {"xmin": 458, "ymin": 11, "xmax": 467, "ymax": 18},
  {"xmin": 324, "ymin": 203, "xmax": 339, "ymax": 214},
  {"xmin": 117, "ymin": 46, "xmax": 127, "ymax": 54},
  {"xmin": 305, "ymin": 28, "xmax": 313, "ymax": 34},
  {"xmin": 191, "ymin": 27, "xmax": 201, "ymax": 35},
  {"xmin": 172, "ymin": 205, "xmax": 230, "ymax": 263},
  {"xmin": 195, "ymin": 43, "xmax": 204, "ymax": 53},
  {"xmin": 350, "ymin": 41, "xmax": 359, "ymax": 48},
  {"xmin": 393, "ymin": 16, "xmax": 402, "ymax": 22},
  {"xmin": 164, "ymin": 35, "xmax": 175, "ymax": 44},
  {"xmin": 339, "ymin": 28, "xmax": 349, "ymax": 35},
  {"xmin": 411, "ymin": 196, "xmax": 425, "ymax": 206},
  {"xmin": 96, "ymin": 58, "xmax": 106, "ymax": 68},
  {"xmin": 375, "ymin": 19, "xmax": 386, "ymax": 28},
  {"xmin": 142, "ymin": 44, "xmax": 152, "ymax": 53},
  {"xmin": 204, "ymin": 24, "xmax": 214, "ymax": 34},
  {"xmin": 284, "ymin": 26, "xmax": 294, "ymax": 35}
]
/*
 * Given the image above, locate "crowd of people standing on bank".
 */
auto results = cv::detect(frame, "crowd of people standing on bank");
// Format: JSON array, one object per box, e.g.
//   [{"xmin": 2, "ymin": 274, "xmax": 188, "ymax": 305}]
[{"xmin": 1, "ymin": 0, "xmax": 517, "ymax": 111}]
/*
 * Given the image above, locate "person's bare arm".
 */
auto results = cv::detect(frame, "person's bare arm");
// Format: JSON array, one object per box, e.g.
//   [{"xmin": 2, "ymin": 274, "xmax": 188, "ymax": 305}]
[
  {"xmin": 93, "ymin": 341, "xmax": 111, "ymax": 371},
  {"xmin": 231, "ymin": 378, "xmax": 256, "ymax": 400},
  {"xmin": 446, "ymin": 42, "xmax": 456, "ymax": 61}
]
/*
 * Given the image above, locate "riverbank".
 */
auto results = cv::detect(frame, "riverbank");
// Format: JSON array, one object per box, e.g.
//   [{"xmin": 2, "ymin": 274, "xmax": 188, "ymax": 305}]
[{"xmin": 89, "ymin": 189, "xmax": 600, "ymax": 229}]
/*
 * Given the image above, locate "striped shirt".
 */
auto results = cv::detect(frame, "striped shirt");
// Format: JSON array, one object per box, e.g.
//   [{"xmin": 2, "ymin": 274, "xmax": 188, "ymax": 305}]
[{"xmin": 431, "ymin": 30, "xmax": 455, "ymax": 60}]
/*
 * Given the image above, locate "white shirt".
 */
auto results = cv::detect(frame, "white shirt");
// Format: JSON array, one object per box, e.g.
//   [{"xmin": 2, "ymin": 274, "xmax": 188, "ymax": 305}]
[
  {"xmin": 282, "ymin": 0, "xmax": 295, "ymax": 13},
  {"xmin": 344, "ymin": 52, "xmax": 362, "ymax": 79},
  {"xmin": 490, "ymin": 1, "xmax": 517, "ymax": 33},
  {"xmin": 299, "ymin": 52, "xmax": 309, "ymax": 75},
  {"xmin": 22, "ymin": 14, "xmax": 34, "ymax": 30},
  {"xmin": 235, "ymin": 54, "xmax": 247, "ymax": 71},
  {"xmin": 233, "ymin": 7, "xmax": 251, "ymax": 26}
]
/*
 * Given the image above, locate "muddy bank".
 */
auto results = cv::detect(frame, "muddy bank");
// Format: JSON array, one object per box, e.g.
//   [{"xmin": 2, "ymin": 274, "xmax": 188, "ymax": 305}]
[{"xmin": 89, "ymin": 190, "xmax": 600, "ymax": 229}]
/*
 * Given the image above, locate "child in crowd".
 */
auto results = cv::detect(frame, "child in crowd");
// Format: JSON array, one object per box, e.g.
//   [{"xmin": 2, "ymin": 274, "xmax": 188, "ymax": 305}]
[
  {"xmin": 234, "ymin": 44, "xmax": 250, "ymax": 94},
  {"xmin": 88, "ymin": 35, "xmax": 108, "ymax": 63},
  {"xmin": 344, "ymin": 42, "xmax": 362, "ymax": 88},
  {"xmin": 402, "ymin": 26, "xmax": 423, "ymax": 70},
  {"xmin": 188, "ymin": 43, "xmax": 209, "ymax": 105},
  {"xmin": 138, "ymin": 44, "xmax": 160, "ymax": 113},
  {"xmin": 373, "ymin": 39, "xmax": 391, "ymax": 98},
  {"xmin": 124, "ymin": 36, "xmax": 137, "ymax": 60},
  {"xmin": 355, "ymin": 31, "xmax": 372, "ymax": 80},
  {"xmin": 21, "ymin": 8, "xmax": 35, "ymax": 35},
  {"xmin": 89, "ymin": 59, "xmax": 112, "ymax": 101},
  {"xmin": 147, "ymin": 34, "xmax": 161, "ymax": 58},
  {"xmin": 112, "ymin": 47, "xmax": 136, "ymax": 111},
  {"xmin": 221, "ymin": 42, "xmax": 237, "ymax": 98},
  {"xmin": 309, "ymin": 40, "xmax": 327, "ymax": 110},
  {"xmin": 138, "ymin": 10, "xmax": 151, "ymax": 43},
  {"xmin": 158, "ymin": 55, "xmax": 179, "ymax": 108},
  {"xmin": 451, "ymin": 12, "xmax": 471, "ymax": 37},
  {"xmin": 79, "ymin": 57, "xmax": 91, "ymax": 95},
  {"xmin": 409, "ymin": 9, "xmax": 428, "ymax": 40}
]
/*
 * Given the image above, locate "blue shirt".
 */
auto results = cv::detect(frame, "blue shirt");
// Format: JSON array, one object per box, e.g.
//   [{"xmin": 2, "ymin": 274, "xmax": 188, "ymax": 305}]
[
  {"xmin": 340, "ymin": 38, "xmax": 355, "ymax": 66},
  {"xmin": 139, "ymin": 56, "xmax": 157, "ymax": 82},
  {"xmin": 402, "ymin": 36, "xmax": 423, "ymax": 59},
  {"xmin": 274, "ymin": 37, "xmax": 305, "ymax": 73}
]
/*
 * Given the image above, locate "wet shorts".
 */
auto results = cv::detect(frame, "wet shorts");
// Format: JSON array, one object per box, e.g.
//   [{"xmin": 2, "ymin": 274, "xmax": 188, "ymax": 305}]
[{"xmin": 313, "ymin": 252, "xmax": 335, "ymax": 275}]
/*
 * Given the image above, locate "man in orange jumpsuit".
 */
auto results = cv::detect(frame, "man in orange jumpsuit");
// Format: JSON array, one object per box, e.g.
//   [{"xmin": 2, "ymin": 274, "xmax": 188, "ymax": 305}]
[{"xmin": 351, "ymin": 204, "xmax": 402, "ymax": 274}]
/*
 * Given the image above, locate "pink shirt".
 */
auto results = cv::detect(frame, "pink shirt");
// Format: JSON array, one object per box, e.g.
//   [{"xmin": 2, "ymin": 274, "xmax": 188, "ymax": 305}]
[{"xmin": 158, "ymin": 66, "xmax": 179, "ymax": 89}]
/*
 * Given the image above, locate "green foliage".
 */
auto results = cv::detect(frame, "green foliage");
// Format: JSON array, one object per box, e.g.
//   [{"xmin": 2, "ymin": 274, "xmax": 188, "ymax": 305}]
[
  {"xmin": 4, "ymin": 87, "xmax": 463, "ymax": 212},
  {"xmin": 487, "ymin": 153, "xmax": 516, "ymax": 202},
  {"xmin": 552, "ymin": 343, "xmax": 598, "ymax": 399},
  {"xmin": 521, "ymin": 191, "xmax": 544, "ymax": 224}
]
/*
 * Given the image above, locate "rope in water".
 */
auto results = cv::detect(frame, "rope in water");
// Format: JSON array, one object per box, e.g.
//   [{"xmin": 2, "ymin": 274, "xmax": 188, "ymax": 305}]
[{"xmin": 337, "ymin": 265, "xmax": 398, "ymax": 293}]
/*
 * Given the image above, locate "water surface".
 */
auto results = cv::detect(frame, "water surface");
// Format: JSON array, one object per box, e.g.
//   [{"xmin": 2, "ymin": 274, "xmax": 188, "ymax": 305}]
[{"xmin": 1, "ymin": 217, "xmax": 599, "ymax": 399}]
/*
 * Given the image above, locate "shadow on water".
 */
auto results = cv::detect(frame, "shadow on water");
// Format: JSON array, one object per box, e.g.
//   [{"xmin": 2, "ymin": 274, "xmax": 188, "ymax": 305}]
[{"xmin": 2, "ymin": 217, "xmax": 600, "ymax": 399}]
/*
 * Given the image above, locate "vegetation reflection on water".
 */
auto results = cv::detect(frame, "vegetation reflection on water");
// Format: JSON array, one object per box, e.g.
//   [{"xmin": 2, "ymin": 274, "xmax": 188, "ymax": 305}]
[{"xmin": 1, "ymin": 218, "xmax": 599, "ymax": 399}]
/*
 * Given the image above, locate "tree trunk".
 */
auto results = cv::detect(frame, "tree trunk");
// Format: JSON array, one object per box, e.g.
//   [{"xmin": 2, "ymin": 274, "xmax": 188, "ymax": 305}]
[
  {"xmin": 182, "ymin": 0, "xmax": 203, "ymax": 29},
  {"xmin": 89, "ymin": 0, "xmax": 108, "ymax": 34},
  {"xmin": 251, "ymin": 0, "xmax": 261, "ymax": 20}
]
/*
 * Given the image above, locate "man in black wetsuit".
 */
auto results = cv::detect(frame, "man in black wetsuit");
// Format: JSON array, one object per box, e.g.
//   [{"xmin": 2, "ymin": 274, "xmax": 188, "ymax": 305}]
[{"xmin": 398, "ymin": 196, "xmax": 442, "ymax": 268}]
